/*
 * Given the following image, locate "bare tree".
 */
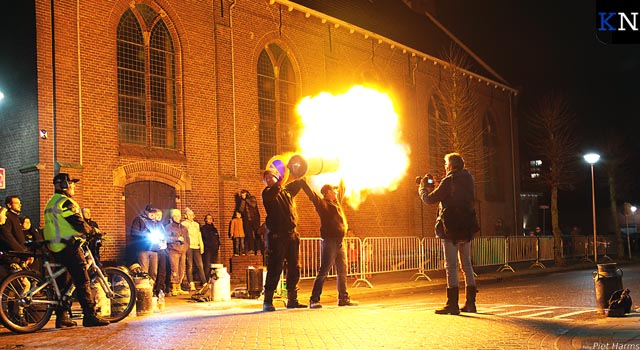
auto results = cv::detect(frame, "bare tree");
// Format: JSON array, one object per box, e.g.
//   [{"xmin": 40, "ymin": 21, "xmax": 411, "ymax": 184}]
[
  {"xmin": 432, "ymin": 45, "xmax": 486, "ymax": 176},
  {"xmin": 526, "ymin": 93, "xmax": 580, "ymax": 266},
  {"xmin": 599, "ymin": 132, "xmax": 632, "ymax": 259}
]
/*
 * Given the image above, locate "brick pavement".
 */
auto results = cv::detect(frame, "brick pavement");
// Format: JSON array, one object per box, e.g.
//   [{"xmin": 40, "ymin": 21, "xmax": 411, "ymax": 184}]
[{"xmin": 0, "ymin": 260, "xmax": 638, "ymax": 350}]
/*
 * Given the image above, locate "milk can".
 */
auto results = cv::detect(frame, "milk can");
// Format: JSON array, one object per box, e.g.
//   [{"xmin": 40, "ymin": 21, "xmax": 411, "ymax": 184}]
[
  {"xmin": 592, "ymin": 263, "xmax": 623, "ymax": 314},
  {"xmin": 209, "ymin": 264, "xmax": 231, "ymax": 302},
  {"xmin": 134, "ymin": 276, "xmax": 154, "ymax": 316}
]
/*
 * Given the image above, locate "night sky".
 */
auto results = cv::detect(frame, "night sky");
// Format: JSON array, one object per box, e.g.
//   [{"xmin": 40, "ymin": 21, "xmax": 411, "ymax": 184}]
[
  {"xmin": 2, "ymin": 1, "xmax": 638, "ymax": 230},
  {"xmin": 434, "ymin": 1, "xmax": 640, "ymax": 229}
]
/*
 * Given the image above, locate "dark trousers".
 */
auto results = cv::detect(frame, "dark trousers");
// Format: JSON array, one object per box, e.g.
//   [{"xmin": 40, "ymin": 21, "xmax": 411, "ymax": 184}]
[
  {"xmin": 154, "ymin": 249, "xmax": 168, "ymax": 294},
  {"xmin": 202, "ymin": 246, "xmax": 219, "ymax": 281},
  {"xmin": 186, "ymin": 248, "xmax": 207, "ymax": 284},
  {"xmin": 310, "ymin": 237, "xmax": 349, "ymax": 302},
  {"xmin": 53, "ymin": 243, "xmax": 94, "ymax": 316},
  {"xmin": 253, "ymin": 233, "xmax": 265, "ymax": 256},
  {"xmin": 264, "ymin": 231, "xmax": 300, "ymax": 296}
]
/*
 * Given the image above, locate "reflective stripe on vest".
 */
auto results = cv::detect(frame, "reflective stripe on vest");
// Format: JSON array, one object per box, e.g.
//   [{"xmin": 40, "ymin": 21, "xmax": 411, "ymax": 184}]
[{"xmin": 44, "ymin": 193, "xmax": 81, "ymax": 253}]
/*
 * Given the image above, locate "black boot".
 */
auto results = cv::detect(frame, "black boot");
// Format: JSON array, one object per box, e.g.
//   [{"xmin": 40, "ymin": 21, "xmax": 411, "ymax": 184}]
[
  {"xmin": 263, "ymin": 290, "xmax": 276, "ymax": 312},
  {"xmin": 286, "ymin": 289, "xmax": 307, "ymax": 309},
  {"xmin": 435, "ymin": 287, "xmax": 460, "ymax": 315},
  {"xmin": 82, "ymin": 311, "xmax": 109, "ymax": 327},
  {"xmin": 461, "ymin": 286, "xmax": 477, "ymax": 313},
  {"xmin": 55, "ymin": 308, "xmax": 77, "ymax": 328}
]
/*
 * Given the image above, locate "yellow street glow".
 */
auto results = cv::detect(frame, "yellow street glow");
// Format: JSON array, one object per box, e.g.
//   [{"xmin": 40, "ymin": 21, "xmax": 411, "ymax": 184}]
[{"xmin": 296, "ymin": 85, "xmax": 410, "ymax": 208}]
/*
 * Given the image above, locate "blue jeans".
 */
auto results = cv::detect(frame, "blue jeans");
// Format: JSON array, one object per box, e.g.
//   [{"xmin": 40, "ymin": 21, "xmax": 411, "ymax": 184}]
[
  {"xmin": 442, "ymin": 239, "xmax": 475, "ymax": 288},
  {"xmin": 310, "ymin": 237, "xmax": 349, "ymax": 302}
]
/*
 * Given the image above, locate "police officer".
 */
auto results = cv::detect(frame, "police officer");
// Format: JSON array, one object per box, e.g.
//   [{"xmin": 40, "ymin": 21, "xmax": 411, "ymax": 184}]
[{"xmin": 44, "ymin": 173, "xmax": 109, "ymax": 328}]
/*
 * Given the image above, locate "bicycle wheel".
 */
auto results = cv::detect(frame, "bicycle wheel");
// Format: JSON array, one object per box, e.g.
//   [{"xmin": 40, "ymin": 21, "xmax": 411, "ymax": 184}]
[
  {"xmin": 101, "ymin": 267, "xmax": 136, "ymax": 322},
  {"xmin": 0, "ymin": 271, "xmax": 54, "ymax": 333}
]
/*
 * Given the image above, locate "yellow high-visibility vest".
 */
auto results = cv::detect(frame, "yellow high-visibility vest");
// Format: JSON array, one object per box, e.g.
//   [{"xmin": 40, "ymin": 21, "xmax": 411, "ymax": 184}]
[{"xmin": 44, "ymin": 193, "xmax": 82, "ymax": 253}]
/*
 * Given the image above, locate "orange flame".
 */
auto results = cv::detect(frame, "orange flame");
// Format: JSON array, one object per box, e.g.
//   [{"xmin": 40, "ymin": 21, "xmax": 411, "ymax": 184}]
[{"xmin": 295, "ymin": 85, "xmax": 410, "ymax": 208}]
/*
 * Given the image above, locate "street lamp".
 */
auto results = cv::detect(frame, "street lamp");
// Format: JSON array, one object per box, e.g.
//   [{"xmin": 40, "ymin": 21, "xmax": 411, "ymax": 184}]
[
  {"xmin": 627, "ymin": 205, "xmax": 637, "ymax": 259},
  {"xmin": 584, "ymin": 153, "xmax": 600, "ymax": 264}
]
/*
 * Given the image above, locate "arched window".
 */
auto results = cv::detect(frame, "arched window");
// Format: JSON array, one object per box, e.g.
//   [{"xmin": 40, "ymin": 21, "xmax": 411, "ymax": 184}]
[
  {"xmin": 258, "ymin": 43, "xmax": 297, "ymax": 168},
  {"xmin": 427, "ymin": 94, "xmax": 449, "ymax": 172},
  {"xmin": 117, "ymin": 5, "xmax": 177, "ymax": 149},
  {"xmin": 483, "ymin": 112, "xmax": 502, "ymax": 200}
]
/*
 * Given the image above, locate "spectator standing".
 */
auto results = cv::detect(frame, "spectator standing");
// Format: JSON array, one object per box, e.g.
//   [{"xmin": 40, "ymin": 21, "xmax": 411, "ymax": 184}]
[
  {"xmin": 183, "ymin": 208, "xmax": 207, "ymax": 291},
  {"xmin": 261, "ymin": 168, "xmax": 307, "ymax": 311},
  {"xmin": 165, "ymin": 209, "xmax": 189, "ymax": 296},
  {"xmin": 132, "ymin": 206, "xmax": 159, "ymax": 283},
  {"xmin": 229, "ymin": 211, "xmax": 245, "ymax": 256},
  {"xmin": 418, "ymin": 153, "xmax": 479, "ymax": 315},
  {"xmin": 200, "ymin": 214, "xmax": 221, "ymax": 281},
  {"xmin": 43, "ymin": 173, "xmax": 109, "ymax": 327},
  {"xmin": 128, "ymin": 205, "xmax": 153, "ymax": 266},
  {"xmin": 235, "ymin": 190, "xmax": 255, "ymax": 254},
  {"xmin": 149, "ymin": 208, "xmax": 168, "ymax": 296},
  {"xmin": 1, "ymin": 196, "xmax": 33, "ymax": 269},
  {"xmin": 21, "ymin": 216, "xmax": 43, "ymax": 271},
  {"xmin": 301, "ymin": 181, "xmax": 357, "ymax": 308},
  {"xmin": 247, "ymin": 195, "xmax": 262, "ymax": 255}
]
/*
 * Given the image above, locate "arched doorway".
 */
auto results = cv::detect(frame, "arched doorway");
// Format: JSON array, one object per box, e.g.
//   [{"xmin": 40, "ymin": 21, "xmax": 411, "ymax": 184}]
[{"xmin": 124, "ymin": 181, "xmax": 176, "ymax": 263}]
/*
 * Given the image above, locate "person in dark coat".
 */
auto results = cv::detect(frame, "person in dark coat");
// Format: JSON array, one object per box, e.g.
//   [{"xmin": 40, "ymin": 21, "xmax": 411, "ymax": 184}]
[
  {"xmin": 302, "ymin": 181, "xmax": 357, "ymax": 308},
  {"xmin": 200, "ymin": 214, "xmax": 221, "ymax": 281},
  {"xmin": 261, "ymin": 168, "xmax": 307, "ymax": 311},
  {"xmin": 418, "ymin": 152, "xmax": 479, "ymax": 315}
]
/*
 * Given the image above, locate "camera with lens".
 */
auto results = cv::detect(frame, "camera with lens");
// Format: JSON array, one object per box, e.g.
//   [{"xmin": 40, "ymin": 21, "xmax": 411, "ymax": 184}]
[{"xmin": 415, "ymin": 174, "xmax": 435, "ymax": 185}]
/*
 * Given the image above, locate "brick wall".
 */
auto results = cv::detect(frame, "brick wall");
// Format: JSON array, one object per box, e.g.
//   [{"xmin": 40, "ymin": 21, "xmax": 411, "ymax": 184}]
[{"xmin": 19, "ymin": 0, "xmax": 518, "ymax": 282}]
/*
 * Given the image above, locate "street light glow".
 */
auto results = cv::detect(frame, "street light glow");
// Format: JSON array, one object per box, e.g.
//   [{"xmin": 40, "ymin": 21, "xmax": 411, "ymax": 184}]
[
  {"xmin": 584, "ymin": 153, "xmax": 600, "ymax": 164},
  {"xmin": 584, "ymin": 152, "xmax": 600, "ymax": 263},
  {"xmin": 0, "ymin": 91, "xmax": 4, "ymax": 101},
  {"xmin": 632, "ymin": 206, "xmax": 637, "ymax": 214}
]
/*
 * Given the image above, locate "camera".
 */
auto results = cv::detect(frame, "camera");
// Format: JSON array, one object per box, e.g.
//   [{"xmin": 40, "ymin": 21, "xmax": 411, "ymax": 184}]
[{"xmin": 415, "ymin": 174, "xmax": 435, "ymax": 185}]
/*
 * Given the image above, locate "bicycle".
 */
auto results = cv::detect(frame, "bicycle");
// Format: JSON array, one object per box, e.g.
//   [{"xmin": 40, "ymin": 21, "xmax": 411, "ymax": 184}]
[{"xmin": 0, "ymin": 236, "xmax": 137, "ymax": 333}]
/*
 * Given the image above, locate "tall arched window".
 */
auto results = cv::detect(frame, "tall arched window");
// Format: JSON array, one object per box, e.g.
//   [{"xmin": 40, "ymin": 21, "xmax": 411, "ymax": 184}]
[
  {"xmin": 117, "ymin": 5, "xmax": 177, "ymax": 149},
  {"xmin": 483, "ymin": 112, "xmax": 502, "ymax": 200},
  {"xmin": 258, "ymin": 43, "xmax": 297, "ymax": 168},
  {"xmin": 427, "ymin": 94, "xmax": 449, "ymax": 172}
]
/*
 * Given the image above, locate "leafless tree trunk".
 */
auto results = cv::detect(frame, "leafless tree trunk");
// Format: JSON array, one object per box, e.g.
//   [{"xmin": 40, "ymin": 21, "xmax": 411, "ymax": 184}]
[
  {"xmin": 600, "ymin": 133, "xmax": 631, "ymax": 259},
  {"xmin": 526, "ymin": 93, "xmax": 580, "ymax": 266}
]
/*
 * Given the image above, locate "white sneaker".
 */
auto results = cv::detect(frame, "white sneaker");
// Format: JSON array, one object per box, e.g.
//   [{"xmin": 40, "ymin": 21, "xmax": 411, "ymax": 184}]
[{"xmin": 189, "ymin": 282, "xmax": 196, "ymax": 291}]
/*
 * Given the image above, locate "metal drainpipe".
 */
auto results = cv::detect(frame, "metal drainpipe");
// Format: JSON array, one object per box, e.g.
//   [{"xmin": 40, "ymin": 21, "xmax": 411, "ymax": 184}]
[
  {"xmin": 509, "ymin": 93, "xmax": 518, "ymax": 235},
  {"xmin": 76, "ymin": 0, "xmax": 83, "ymax": 165},
  {"xmin": 230, "ymin": 0, "xmax": 238, "ymax": 177},
  {"xmin": 50, "ymin": 0, "xmax": 58, "ymax": 173}
]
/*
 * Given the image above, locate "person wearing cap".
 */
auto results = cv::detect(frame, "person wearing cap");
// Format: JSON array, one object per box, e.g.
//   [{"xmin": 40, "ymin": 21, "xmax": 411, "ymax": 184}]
[
  {"xmin": 301, "ymin": 182, "xmax": 357, "ymax": 308},
  {"xmin": 261, "ymin": 167, "xmax": 307, "ymax": 311},
  {"xmin": 43, "ymin": 173, "xmax": 109, "ymax": 327},
  {"xmin": 165, "ymin": 208, "xmax": 189, "ymax": 296}
]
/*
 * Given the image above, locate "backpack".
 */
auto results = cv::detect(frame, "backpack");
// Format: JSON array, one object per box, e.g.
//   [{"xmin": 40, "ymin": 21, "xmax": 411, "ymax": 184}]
[{"xmin": 607, "ymin": 288, "xmax": 632, "ymax": 317}]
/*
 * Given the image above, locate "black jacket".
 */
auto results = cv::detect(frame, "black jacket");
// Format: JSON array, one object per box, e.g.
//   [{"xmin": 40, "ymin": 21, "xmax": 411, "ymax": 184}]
[
  {"xmin": 262, "ymin": 179, "xmax": 304, "ymax": 233},
  {"xmin": 0, "ymin": 210, "xmax": 27, "ymax": 252},
  {"xmin": 301, "ymin": 180, "xmax": 347, "ymax": 239},
  {"xmin": 419, "ymin": 168, "xmax": 475, "ymax": 239}
]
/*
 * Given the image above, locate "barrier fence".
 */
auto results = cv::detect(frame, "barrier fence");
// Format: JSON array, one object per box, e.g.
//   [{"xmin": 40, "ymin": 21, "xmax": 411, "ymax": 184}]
[{"xmin": 298, "ymin": 235, "xmax": 617, "ymax": 288}]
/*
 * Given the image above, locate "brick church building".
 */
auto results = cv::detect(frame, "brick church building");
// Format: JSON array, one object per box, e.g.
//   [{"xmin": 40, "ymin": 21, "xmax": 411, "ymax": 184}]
[{"xmin": 0, "ymin": 0, "xmax": 520, "ymax": 270}]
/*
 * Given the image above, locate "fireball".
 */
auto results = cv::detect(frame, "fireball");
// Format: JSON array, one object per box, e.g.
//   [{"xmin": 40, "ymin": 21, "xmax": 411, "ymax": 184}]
[{"xmin": 295, "ymin": 85, "xmax": 410, "ymax": 208}]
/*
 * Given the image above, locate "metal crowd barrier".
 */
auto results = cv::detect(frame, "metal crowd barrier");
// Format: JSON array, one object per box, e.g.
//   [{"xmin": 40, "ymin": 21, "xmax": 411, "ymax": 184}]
[{"xmin": 297, "ymin": 235, "xmax": 557, "ymax": 289}]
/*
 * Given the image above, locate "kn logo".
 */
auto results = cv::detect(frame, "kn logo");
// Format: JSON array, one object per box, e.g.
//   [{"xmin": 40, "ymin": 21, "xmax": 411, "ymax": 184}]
[{"xmin": 596, "ymin": 0, "xmax": 640, "ymax": 44}]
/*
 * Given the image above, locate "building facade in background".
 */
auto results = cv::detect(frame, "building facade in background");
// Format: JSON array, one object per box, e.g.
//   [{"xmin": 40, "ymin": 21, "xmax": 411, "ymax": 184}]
[{"xmin": 0, "ymin": 0, "xmax": 519, "ymax": 268}]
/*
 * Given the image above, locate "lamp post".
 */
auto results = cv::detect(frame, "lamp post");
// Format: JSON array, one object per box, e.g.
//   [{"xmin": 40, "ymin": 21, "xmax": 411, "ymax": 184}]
[
  {"xmin": 584, "ymin": 153, "xmax": 600, "ymax": 264},
  {"xmin": 627, "ymin": 205, "xmax": 637, "ymax": 259}
]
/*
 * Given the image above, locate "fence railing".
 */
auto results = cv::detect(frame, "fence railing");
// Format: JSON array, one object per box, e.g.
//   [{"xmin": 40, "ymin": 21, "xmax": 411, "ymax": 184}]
[{"xmin": 298, "ymin": 235, "xmax": 617, "ymax": 288}]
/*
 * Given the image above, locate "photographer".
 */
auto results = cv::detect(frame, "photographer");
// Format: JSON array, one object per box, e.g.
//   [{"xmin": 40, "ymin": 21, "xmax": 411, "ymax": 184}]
[{"xmin": 418, "ymin": 153, "xmax": 479, "ymax": 315}]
